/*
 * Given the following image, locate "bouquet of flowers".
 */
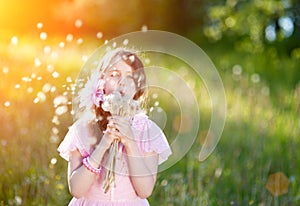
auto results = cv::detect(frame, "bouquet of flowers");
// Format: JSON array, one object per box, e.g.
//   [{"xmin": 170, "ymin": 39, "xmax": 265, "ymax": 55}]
[{"xmin": 101, "ymin": 91, "xmax": 141, "ymax": 193}]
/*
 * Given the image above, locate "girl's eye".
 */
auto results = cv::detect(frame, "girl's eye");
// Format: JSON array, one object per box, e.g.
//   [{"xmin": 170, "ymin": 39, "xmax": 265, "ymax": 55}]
[{"xmin": 110, "ymin": 71, "xmax": 119, "ymax": 77}]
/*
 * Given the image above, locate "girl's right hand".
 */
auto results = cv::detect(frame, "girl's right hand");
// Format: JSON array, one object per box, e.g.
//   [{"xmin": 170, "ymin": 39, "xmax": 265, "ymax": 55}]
[{"xmin": 98, "ymin": 123, "xmax": 120, "ymax": 150}]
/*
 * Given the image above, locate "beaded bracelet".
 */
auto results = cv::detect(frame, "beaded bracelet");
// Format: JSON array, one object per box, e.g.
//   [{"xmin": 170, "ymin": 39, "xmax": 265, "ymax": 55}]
[{"xmin": 82, "ymin": 156, "xmax": 102, "ymax": 174}]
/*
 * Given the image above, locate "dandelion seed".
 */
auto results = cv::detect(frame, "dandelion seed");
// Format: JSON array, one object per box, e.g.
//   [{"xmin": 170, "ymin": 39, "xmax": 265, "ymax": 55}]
[
  {"xmin": 141, "ymin": 25, "xmax": 148, "ymax": 32},
  {"xmin": 82, "ymin": 55, "xmax": 88, "ymax": 62},
  {"xmin": 4, "ymin": 101, "xmax": 10, "ymax": 107},
  {"xmin": 42, "ymin": 83, "xmax": 51, "ymax": 93},
  {"xmin": 112, "ymin": 42, "xmax": 117, "ymax": 48},
  {"xmin": 2, "ymin": 67, "xmax": 9, "ymax": 74},
  {"xmin": 50, "ymin": 158, "xmax": 57, "ymax": 165},
  {"xmin": 104, "ymin": 40, "xmax": 108, "ymax": 45},
  {"xmin": 37, "ymin": 92, "xmax": 46, "ymax": 102},
  {"xmin": 96, "ymin": 32, "xmax": 103, "ymax": 39},
  {"xmin": 123, "ymin": 39, "xmax": 129, "ymax": 45},
  {"xmin": 22, "ymin": 77, "xmax": 32, "ymax": 82},
  {"xmin": 11, "ymin": 36, "xmax": 18, "ymax": 45},
  {"xmin": 50, "ymin": 135, "xmax": 59, "ymax": 143},
  {"xmin": 149, "ymin": 107, "xmax": 154, "ymax": 112},
  {"xmin": 51, "ymin": 51, "xmax": 58, "ymax": 59},
  {"xmin": 27, "ymin": 87, "xmax": 33, "ymax": 93},
  {"xmin": 52, "ymin": 127, "xmax": 59, "ymax": 135},
  {"xmin": 37, "ymin": 76, "xmax": 42, "ymax": 81},
  {"xmin": 15, "ymin": 84, "xmax": 20, "ymax": 89},
  {"xmin": 33, "ymin": 97, "xmax": 40, "ymax": 104},
  {"xmin": 66, "ymin": 76, "xmax": 72, "ymax": 83},
  {"xmin": 215, "ymin": 168, "xmax": 223, "ymax": 178},
  {"xmin": 154, "ymin": 101, "xmax": 159, "ymax": 106},
  {"xmin": 58, "ymin": 41, "xmax": 65, "ymax": 48},
  {"xmin": 152, "ymin": 93, "xmax": 158, "ymax": 99},
  {"xmin": 66, "ymin": 34, "xmax": 73, "ymax": 42},
  {"xmin": 77, "ymin": 38, "xmax": 83, "ymax": 45},
  {"xmin": 52, "ymin": 115, "xmax": 60, "ymax": 125},
  {"xmin": 31, "ymin": 73, "xmax": 37, "ymax": 79},
  {"xmin": 34, "ymin": 58, "xmax": 42, "ymax": 67},
  {"xmin": 53, "ymin": 95, "xmax": 68, "ymax": 107},
  {"xmin": 55, "ymin": 105, "xmax": 68, "ymax": 116},
  {"xmin": 70, "ymin": 110, "xmax": 75, "ymax": 115},
  {"xmin": 40, "ymin": 32, "xmax": 47, "ymax": 40},
  {"xmin": 44, "ymin": 45, "xmax": 51, "ymax": 54},
  {"xmin": 52, "ymin": 71, "xmax": 59, "ymax": 78},
  {"xmin": 50, "ymin": 86, "xmax": 56, "ymax": 93},
  {"xmin": 145, "ymin": 58, "xmax": 150, "ymax": 64},
  {"xmin": 74, "ymin": 19, "xmax": 83, "ymax": 28},
  {"xmin": 36, "ymin": 22, "xmax": 43, "ymax": 29},
  {"xmin": 47, "ymin": 64, "xmax": 54, "ymax": 72}
]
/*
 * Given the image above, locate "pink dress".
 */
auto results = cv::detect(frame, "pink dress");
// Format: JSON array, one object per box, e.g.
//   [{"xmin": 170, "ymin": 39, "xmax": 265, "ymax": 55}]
[{"xmin": 57, "ymin": 114, "xmax": 172, "ymax": 206}]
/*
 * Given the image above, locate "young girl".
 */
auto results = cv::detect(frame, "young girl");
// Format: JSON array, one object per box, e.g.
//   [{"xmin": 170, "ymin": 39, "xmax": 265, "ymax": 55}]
[{"xmin": 57, "ymin": 48, "xmax": 172, "ymax": 205}]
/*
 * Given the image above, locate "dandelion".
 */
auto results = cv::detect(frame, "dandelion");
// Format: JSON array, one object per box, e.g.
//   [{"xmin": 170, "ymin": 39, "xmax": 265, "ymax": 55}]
[
  {"xmin": 101, "ymin": 91, "xmax": 142, "ymax": 193},
  {"xmin": 14, "ymin": 196, "xmax": 22, "ymax": 205},
  {"xmin": 251, "ymin": 73, "xmax": 260, "ymax": 83}
]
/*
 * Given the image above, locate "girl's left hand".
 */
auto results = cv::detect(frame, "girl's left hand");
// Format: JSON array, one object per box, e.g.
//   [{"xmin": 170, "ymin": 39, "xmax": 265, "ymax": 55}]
[{"xmin": 108, "ymin": 116, "xmax": 135, "ymax": 146}]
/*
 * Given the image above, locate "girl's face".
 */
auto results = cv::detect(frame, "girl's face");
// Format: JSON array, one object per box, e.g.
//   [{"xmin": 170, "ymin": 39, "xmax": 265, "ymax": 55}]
[{"xmin": 103, "ymin": 60, "xmax": 136, "ymax": 99}]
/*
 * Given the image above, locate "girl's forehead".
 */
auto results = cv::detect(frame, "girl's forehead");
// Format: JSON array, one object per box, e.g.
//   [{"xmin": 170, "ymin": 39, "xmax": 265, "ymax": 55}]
[{"xmin": 107, "ymin": 60, "xmax": 132, "ymax": 73}]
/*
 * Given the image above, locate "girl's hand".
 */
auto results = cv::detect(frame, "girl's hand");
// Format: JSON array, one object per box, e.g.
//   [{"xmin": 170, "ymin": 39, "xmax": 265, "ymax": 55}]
[
  {"xmin": 108, "ymin": 116, "xmax": 135, "ymax": 146},
  {"xmin": 98, "ymin": 126, "xmax": 120, "ymax": 150}
]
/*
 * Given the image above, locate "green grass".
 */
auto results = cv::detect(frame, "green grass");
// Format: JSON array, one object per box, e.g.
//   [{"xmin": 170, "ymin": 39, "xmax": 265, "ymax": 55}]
[{"xmin": 1, "ymin": 36, "xmax": 299, "ymax": 205}]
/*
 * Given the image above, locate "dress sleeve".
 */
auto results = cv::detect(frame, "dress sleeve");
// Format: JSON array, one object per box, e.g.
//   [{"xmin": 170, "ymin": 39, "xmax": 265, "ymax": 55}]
[
  {"xmin": 132, "ymin": 114, "xmax": 172, "ymax": 165},
  {"xmin": 57, "ymin": 121, "xmax": 90, "ymax": 161}
]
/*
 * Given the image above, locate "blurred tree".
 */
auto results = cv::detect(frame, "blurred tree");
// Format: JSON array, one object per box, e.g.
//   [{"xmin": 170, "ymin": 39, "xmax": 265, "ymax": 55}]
[
  {"xmin": 201, "ymin": 0, "xmax": 300, "ymax": 54},
  {"xmin": 198, "ymin": 0, "xmax": 300, "ymax": 90}
]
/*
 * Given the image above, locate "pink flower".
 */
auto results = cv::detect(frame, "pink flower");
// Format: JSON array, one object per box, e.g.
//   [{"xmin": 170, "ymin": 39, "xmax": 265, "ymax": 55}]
[{"xmin": 78, "ymin": 70, "xmax": 105, "ymax": 110}]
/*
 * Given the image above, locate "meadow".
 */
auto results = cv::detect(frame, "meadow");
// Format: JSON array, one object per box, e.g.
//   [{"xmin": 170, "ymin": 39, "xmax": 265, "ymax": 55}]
[{"xmin": 0, "ymin": 32, "xmax": 299, "ymax": 206}]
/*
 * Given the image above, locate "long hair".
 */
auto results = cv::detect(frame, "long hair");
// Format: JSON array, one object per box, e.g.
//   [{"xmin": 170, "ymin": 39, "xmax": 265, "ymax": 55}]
[{"xmin": 95, "ymin": 49, "xmax": 146, "ymax": 131}]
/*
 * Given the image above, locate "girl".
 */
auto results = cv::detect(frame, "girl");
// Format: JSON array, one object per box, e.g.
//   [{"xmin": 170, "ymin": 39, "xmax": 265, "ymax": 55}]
[{"xmin": 58, "ymin": 48, "xmax": 172, "ymax": 205}]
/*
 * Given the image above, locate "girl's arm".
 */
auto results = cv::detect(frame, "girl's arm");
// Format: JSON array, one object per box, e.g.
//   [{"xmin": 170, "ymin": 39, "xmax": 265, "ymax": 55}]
[
  {"xmin": 110, "ymin": 116, "xmax": 160, "ymax": 198},
  {"xmin": 125, "ymin": 142, "xmax": 159, "ymax": 199},
  {"xmin": 67, "ymin": 132, "xmax": 114, "ymax": 198}
]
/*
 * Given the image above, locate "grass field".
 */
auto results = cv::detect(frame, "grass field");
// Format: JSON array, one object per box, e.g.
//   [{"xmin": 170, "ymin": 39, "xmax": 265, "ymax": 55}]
[{"xmin": 0, "ymin": 34, "xmax": 299, "ymax": 205}]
